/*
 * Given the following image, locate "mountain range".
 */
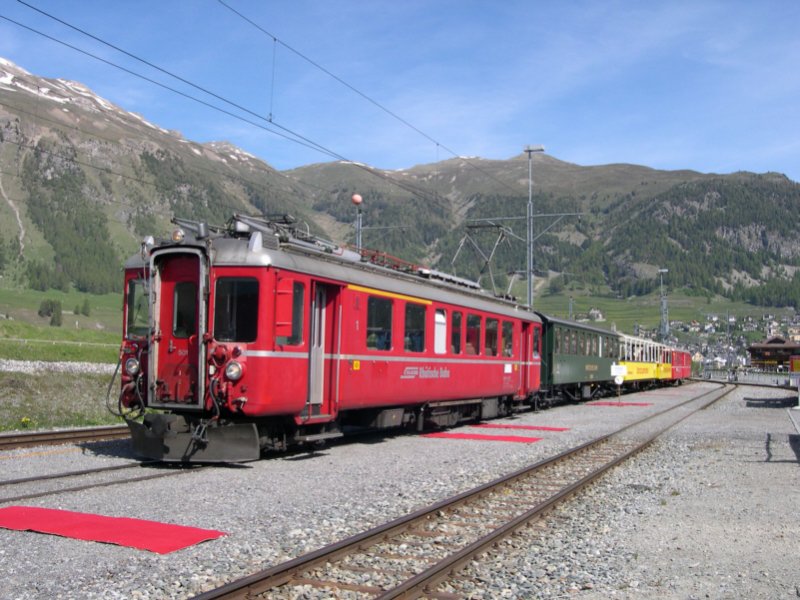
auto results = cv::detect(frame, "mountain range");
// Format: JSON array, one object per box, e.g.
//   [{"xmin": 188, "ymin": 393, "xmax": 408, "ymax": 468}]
[{"xmin": 1, "ymin": 56, "xmax": 799, "ymax": 308}]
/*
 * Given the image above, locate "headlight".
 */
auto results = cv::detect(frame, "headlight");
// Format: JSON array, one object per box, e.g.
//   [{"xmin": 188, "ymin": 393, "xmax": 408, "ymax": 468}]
[
  {"xmin": 224, "ymin": 361, "xmax": 243, "ymax": 381},
  {"xmin": 171, "ymin": 228, "xmax": 185, "ymax": 243},
  {"xmin": 124, "ymin": 358, "xmax": 140, "ymax": 376}
]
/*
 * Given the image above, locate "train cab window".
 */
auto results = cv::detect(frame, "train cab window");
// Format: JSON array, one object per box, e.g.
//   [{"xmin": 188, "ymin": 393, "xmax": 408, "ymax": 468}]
[
  {"xmin": 533, "ymin": 327, "xmax": 541, "ymax": 357},
  {"xmin": 404, "ymin": 303, "xmax": 426, "ymax": 352},
  {"xmin": 126, "ymin": 279, "xmax": 149, "ymax": 339},
  {"xmin": 434, "ymin": 309, "xmax": 447, "ymax": 354},
  {"xmin": 466, "ymin": 314, "xmax": 481, "ymax": 355},
  {"xmin": 213, "ymin": 277, "xmax": 258, "ymax": 343},
  {"xmin": 451, "ymin": 311, "xmax": 463, "ymax": 354},
  {"xmin": 367, "ymin": 296, "xmax": 393, "ymax": 351},
  {"xmin": 275, "ymin": 281, "xmax": 305, "ymax": 346},
  {"xmin": 502, "ymin": 321, "xmax": 514, "ymax": 357},
  {"xmin": 173, "ymin": 281, "xmax": 198, "ymax": 339},
  {"xmin": 485, "ymin": 318, "xmax": 499, "ymax": 356}
]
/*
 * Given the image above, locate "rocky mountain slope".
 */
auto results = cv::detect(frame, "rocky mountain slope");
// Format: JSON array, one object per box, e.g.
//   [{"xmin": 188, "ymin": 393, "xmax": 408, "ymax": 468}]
[{"xmin": 1, "ymin": 57, "xmax": 799, "ymax": 306}]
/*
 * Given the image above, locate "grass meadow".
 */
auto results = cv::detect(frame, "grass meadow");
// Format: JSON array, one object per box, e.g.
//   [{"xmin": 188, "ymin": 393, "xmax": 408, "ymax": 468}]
[{"xmin": 0, "ymin": 288, "xmax": 122, "ymax": 431}]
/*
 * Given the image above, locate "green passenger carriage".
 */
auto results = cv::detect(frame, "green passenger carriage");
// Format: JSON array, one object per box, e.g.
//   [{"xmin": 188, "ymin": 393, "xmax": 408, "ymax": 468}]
[{"xmin": 536, "ymin": 313, "xmax": 621, "ymax": 405}]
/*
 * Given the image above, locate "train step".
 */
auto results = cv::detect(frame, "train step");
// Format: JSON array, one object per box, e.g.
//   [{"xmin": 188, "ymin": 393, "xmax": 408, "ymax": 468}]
[{"xmin": 296, "ymin": 431, "xmax": 344, "ymax": 443}]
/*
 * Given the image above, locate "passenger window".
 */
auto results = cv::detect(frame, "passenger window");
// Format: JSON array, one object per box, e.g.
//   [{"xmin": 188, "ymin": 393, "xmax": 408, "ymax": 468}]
[
  {"xmin": 502, "ymin": 321, "xmax": 513, "ymax": 357},
  {"xmin": 485, "ymin": 318, "xmax": 499, "ymax": 356},
  {"xmin": 367, "ymin": 296, "xmax": 393, "ymax": 350},
  {"xmin": 434, "ymin": 309, "xmax": 447, "ymax": 354},
  {"xmin": 466, "ymin": 314, "xmax": 481, "ymax": 355},
  {"xmin": 173, "ymin": 281, "xmax": 197, "ymax": 339},
  {"xmin": 404, "ymin": 303, "xmax": 426, "ymax": 352},
  {"xmin": 214, "ymin": 278, "xmax": 258, "ymax": 342},
  {"xmin": 533, "ymin": 327, "xmax": 541, "ymax": 357},
  {"xmin": 126, "ymin": 278, "xmax": 149, "ymax": 338},
  {"xmin": 451, "ymin": 311, "xmax": 463, "ymax": 354},
  {"xmin": 276, "ymin": 282, "xmax": 305, "ymax": 346}
]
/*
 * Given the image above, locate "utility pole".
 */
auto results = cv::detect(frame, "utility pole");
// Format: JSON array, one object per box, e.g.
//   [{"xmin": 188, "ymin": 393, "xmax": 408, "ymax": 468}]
[
  {"xmin": 659, "ymin": 268, "xmax": 669, "ymax": 341},
  {"xmin": 524, "ymin": 145, "xmax": 545, "ymax": 307},
  {"xmin": 352, "ymin": 193, "xmax": 363, "ymax": 250}
]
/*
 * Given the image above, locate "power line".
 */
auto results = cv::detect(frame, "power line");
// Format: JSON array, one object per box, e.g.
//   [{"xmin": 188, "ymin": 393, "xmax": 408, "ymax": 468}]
[
  {"xmin": 0, "ymin": 97, "xmax": 443, "ymax": 246},
  {"xmin": 0, "ymin": 11, "xmax": 335, "ymax": 157},
  {"xmin": 216, "ymin": 0, "xmax": 526, "ymax": 197},
  {"xmin": 216, "ymin": 0, "xmax": 439, "ymax": 147},
  {"xmin": 0, "ymin": 106, "xmax": 439, "ymax": 239},
  {"xmin": 6, "ymin": 4, "xmax": 448, "ymax": 204},
  {"xmin": 0, "ymin": 97, "xmax": 334, "ymax": 199}
]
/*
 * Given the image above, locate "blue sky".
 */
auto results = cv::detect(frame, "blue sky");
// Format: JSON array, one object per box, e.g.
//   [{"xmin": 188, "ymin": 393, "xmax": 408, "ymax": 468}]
[{"xmin": 1, "ymin": 0, "xmax": 798, "ymax": 181}]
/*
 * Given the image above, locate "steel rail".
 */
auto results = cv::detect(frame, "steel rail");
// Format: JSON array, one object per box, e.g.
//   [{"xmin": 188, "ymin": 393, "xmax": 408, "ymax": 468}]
[
  {"xmin": 0, "ymin": 468, "xmax": 202, "ymax": 505},
  {"xmin": 0, "ymin": 424, "xmax": 130, "ymax": 451},
  {"xmin": 0, "ymin": 461, "xmax": 144, "ymax": 487},
  {"xmin": 193, "ymin": 383, "xmax": 731, "ymax": 600},
  {"xmin": 382, "ymin": 384, "xmax": 735, "ymax": 598}
]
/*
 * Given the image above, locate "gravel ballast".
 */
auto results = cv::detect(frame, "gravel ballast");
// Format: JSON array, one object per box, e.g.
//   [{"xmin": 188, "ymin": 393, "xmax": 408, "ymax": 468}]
[{"xmin": 0, "ymin": 381, "xmax": 797, "ymax": 599}]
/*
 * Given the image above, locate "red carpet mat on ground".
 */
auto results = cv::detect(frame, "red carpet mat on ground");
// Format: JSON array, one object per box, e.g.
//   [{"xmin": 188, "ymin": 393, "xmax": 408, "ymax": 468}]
[
  {"xmin": 472, "ymin": 423, "xmax": 570, "ymax": 432},
  {"xmin": 587, "ymin": 401, "xmax": 652, "ymax": 407},
  {"xmin": 423, "ymin": 432, "xmax": 542, "ymax": 443},
  {"xmin": 0, "ymin": 506, "xmax": 225, "ymax": 554}
]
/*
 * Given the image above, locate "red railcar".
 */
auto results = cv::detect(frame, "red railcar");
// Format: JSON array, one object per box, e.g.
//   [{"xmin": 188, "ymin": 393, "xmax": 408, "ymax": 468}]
[
  {"xmin": 119, "ymin": 216, "xmax": 542, "ymax": 462},
  {"xmin": 670, "ymin": 349, "xmax": 692, "ymax": 382}
]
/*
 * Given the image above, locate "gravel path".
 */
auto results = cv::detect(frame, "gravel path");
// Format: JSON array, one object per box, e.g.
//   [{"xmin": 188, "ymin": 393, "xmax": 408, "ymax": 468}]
[
  {"xmin": 455, "ymin": 385, "xmax": 800, "ymax": 598},
  {"xmin": 0, "ymin": 382, "xmax": 797, "ymax": 599},
  {"xmin": 0, "ymin": 359, "xmax": 117, "ymax": 375}
]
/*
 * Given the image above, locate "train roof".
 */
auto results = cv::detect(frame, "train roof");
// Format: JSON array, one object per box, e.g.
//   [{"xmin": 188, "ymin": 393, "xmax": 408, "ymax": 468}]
[
  {"xmin": 127, "ymin": 214, "xmax": 541, "ymax": 324},
  {"xmin": 534, "ymin": 312, "xmax": 622, "ymax": 338}
]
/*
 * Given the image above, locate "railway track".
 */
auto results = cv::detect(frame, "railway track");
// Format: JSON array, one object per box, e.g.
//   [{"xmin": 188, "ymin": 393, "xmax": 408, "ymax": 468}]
[
  {"xmin": 0, "ymin": 460, "xmax": 203, "ymax": 505},
  {"xmin": 0, "ymin": 424, "xmax": 130, "ymax": 451},
  {"xmin": 194, "ymin": 383, "xmax": 733, "ymax": 600},
  {"xmin": 0, "ymin": 424, "xmax": 205, "ymax": 504}
]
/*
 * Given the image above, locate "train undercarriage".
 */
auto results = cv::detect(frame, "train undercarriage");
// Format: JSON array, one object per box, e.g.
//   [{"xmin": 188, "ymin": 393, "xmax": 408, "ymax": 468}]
[{"xmin": 126, "ymin": 394, "xmax": 527, "ymax": 463}]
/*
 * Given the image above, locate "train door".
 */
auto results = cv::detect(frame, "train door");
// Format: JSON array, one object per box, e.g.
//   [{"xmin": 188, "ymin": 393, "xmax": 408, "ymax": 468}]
[
  {"xmin": 306, "ymin": 283, "xmax": 341, "ymax": 418},
  {"xmin": 521, "ymin": 321, "xmax": 540, "ymax": 396},
  {"xmin": 520, "ymin": 322, "xmax": 531, "ymax": 395},
  {"xmin": 149, "ymin": 249, "xmax": 206, "ymax": 408}
]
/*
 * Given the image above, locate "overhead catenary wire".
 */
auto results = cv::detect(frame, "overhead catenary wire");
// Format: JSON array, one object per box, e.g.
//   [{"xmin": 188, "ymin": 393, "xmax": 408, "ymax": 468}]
[
  {"xmin": 0, "ymin": 93, "xmax": 444, "ymax": 238},
  {"xmin": 0, "ymin": 104, "xmax": 440, "ymax": 243},
  {"xmin": 0, "ymin": 97, "xmax": 334, "ymax": 199},
  {"xmin": 216, "ymin": 0, "xmax": 527, "ymax": 197},
  {"xmin": 1, "ymin": 0, "xmax": 572, "ymax": 286},
  {"xmin": 5, "ymin": 3, "xmax": 451, "ymax": 205},
  {"xmin": 0, "ymin": 13, "xmax": 328, "ymax": 158}
]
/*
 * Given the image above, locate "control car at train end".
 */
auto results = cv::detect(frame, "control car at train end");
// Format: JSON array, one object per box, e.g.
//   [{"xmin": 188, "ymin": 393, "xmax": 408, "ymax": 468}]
[{"xmin": 117, "ymin": 214, "xmax": 691, "ymax": 463}]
